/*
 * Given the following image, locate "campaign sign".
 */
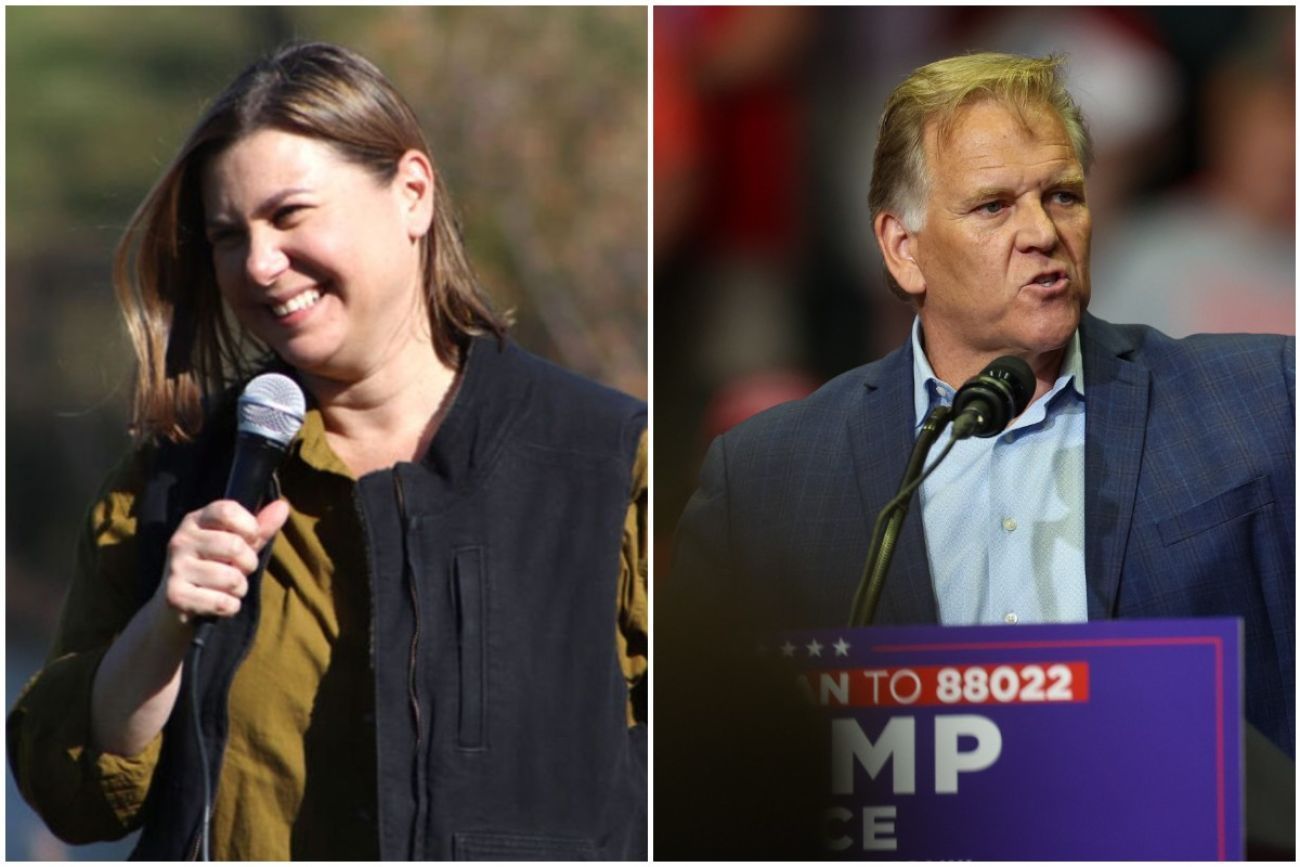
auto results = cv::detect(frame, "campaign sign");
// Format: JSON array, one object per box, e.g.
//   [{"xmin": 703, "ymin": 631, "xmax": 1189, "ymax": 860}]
[{"xmin": 779, "ymin": 618, "xmax": 1242, "ymax": 860}]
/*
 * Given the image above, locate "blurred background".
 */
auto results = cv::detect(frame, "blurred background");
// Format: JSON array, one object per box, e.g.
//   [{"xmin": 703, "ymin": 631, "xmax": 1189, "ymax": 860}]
[
  {"xmin": 6, "ymin": 7, "xmax": 645, "ymax": 858},
  {"xmin": 654, "ymin": 5, "xmax": 1295, "ymax": 578}
]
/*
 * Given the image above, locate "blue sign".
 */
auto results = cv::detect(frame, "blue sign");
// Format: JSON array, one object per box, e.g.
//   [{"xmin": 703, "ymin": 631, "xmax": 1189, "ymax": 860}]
[{"xmin": 777, "ymin": 618, "xmax": 1242, "ymax": 860}]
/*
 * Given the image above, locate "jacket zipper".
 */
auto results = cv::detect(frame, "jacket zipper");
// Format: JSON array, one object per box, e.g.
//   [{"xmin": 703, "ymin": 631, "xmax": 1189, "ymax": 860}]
[
  {"xmin": 395, "ymin": 472, "xmax": 421, "ymax": 755},
  {"xmin": 394, "ymin": 470, "xmax": 428, "ymax": 859},
  {"xmin": 352, "ymin": 478, "xmax": 382, "ymax": 857}
]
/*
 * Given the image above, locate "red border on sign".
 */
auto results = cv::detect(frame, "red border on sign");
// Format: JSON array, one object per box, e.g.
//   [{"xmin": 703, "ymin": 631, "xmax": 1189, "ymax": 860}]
[{"xmin": 868, "ymin": 636, "xmax": 1228, "ymax": 861}]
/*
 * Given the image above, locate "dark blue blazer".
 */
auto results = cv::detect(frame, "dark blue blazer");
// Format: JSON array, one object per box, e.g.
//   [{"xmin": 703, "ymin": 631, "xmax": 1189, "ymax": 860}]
[{"xmin": 673, "ymin": 314, "xmax": 1295, "ymax": 755}]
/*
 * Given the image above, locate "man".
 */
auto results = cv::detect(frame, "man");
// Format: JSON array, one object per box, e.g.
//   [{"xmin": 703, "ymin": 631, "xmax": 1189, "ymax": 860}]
[{"xmin": 670, "ymin": 53, "xmax": 1294, "ymax": 758}]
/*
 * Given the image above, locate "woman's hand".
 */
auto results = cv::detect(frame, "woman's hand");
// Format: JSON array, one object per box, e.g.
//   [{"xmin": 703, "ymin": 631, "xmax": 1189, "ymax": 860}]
[
  {"xmin": 155, "ymin": 498, "xmax": 291, "ymax": 624},
  {"xmin": 91, "ymin": 498, "xmax": 289, "ymax": 757}
]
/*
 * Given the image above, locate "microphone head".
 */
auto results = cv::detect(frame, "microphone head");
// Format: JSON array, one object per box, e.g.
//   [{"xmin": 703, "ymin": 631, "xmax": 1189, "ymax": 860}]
[
  {"xmin": 982, "ymin": 355, "xmax": 1036, "ymax": 417},
  {"xmin": 237, "ymin": 373, "xmax": 306, "ymax": 448},
  {"xmin": 952, "ymin": 355, "xmax": 1036, "ymax": 437}
]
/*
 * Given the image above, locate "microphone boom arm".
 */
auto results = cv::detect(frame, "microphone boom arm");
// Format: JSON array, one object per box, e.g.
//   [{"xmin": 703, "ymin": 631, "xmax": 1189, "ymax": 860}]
[{"xmin": 849, "ymin": 405, "xmax": 952, "ymax": 627}]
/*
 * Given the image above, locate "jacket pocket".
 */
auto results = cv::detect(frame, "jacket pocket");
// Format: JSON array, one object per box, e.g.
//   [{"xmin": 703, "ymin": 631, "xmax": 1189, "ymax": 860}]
[
  {"xmin": 1156, "ymin": 475, "xmax": 1274, "ymax": 546},
  {"xmin": 452, "ymin": 546, "xmax": 487, "ymax": 750},
  {"xmin": 452, "ymin": 831, "xmax": 597, "ymax": 861}
]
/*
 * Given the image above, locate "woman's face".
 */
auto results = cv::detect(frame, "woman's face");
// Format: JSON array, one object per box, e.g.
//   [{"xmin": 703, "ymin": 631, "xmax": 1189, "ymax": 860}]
[{"xmin": 201, "ymin": 129, "xmax": 433, "ymax": 384}]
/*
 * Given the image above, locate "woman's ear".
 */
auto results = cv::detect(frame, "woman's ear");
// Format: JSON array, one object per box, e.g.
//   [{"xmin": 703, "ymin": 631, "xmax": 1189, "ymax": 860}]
[
  {"xmin": 394, "ymin": 149, "xmax": 435, "ymax": 240},
  {"xmin": 874, "ymin": 211, "xmax": 926, "ymax": 300}
]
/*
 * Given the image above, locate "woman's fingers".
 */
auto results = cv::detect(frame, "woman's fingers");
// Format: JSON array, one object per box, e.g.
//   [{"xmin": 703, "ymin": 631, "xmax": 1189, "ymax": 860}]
[
  {"xmin": 194, "ymin": 499, "xmax": 263, "ymax": 544},
  {"xmin": 159, "ymin": 499, "xmax": 285, "ymax": 621},
  {"xmin": 255, "ymin": 499, "xmax": 291, "ymax": 547}
]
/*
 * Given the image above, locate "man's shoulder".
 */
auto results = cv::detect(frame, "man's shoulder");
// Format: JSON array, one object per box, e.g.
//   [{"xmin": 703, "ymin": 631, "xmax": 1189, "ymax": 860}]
[
  {"xmin": 716, "ymin": 347, "xmax": 910, "ymax": 468},
  {"xmin": 1086, "ymin": 315, "xmax": 1293, "ymax": 366},
  {"xmin": 1083, "ymin": 316, "xmax": 1294, "ymax": 452}
]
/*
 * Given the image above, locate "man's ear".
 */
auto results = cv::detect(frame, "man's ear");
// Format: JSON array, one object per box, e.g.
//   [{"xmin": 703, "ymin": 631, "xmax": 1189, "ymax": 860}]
[{"xmin": 874, "ymin": 211, "xmax": 926, "ymax": 299}]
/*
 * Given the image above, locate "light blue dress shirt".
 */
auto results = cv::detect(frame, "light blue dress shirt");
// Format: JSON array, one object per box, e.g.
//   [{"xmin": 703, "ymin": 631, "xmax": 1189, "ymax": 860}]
[{"xmin": 910, "ymin": 320, "xmax": 1088, "ymax": 625}]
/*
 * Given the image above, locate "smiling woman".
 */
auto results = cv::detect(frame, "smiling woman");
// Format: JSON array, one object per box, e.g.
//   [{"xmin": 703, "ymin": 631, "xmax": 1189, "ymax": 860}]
[
  {"xmin": 8, "ymin": 42, "xmax": 647, "ymax": 861},
  {"xmin": 199, "ymin": 130, "xmax": 457, "ymax": 474},
  {"xmin": 115, "ymin": 43, "xmax": 505, "ymax": 446}
]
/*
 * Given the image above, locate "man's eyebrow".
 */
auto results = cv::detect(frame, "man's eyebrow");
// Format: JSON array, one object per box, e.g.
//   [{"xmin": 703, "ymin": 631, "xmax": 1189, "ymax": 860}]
[
  {"xmin": 960, "ymin": 175, "xmax": 1086, "ymax": 206},
  {"xmin": 962, "ymin": 185, "xmax": 1012, "ymax": 205},
  {"xmin": 204, "ymin": 187, "xmax": 312, "ymax": 232}
]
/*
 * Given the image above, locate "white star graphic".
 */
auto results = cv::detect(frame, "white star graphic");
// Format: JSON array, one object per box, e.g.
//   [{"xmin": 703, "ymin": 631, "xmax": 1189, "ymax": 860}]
[
  {"xmin": 833, "ymin": 638, "xmax": 850, "ymax": 657},
  {"xmin": 806, "ymin": 639, "xmax": 824, "ymax": 658},
  {"xmin": 779, "ymin": 641, "xmax": 796, "ymax": 657}
]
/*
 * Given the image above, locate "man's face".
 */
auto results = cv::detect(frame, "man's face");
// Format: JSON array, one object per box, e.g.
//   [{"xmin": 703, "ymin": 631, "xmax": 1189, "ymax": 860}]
[{"xmin": 906, "ymin": 99, "xmax": 1091, "ymax": 377}]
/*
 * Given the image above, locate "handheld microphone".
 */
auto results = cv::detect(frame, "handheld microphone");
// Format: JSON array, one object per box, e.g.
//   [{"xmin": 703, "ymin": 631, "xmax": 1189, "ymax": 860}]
[
  {"xmin": 950, "ymin": 356, "xmax": 1036, "ymax": 439},
  {"xmin": 193, "ymin": 373, "xmax": 306, "ymax": 646},
  {"xmin": 224, "ymin": 372, "xmax": 308, "ymax": 511}
]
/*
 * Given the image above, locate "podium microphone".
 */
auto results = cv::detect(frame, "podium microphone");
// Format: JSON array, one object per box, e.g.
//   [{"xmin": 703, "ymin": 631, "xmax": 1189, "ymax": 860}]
[
  {"xmin": 191, "ymin": 372, "xmax": 305, "ymax": 861},
  {"xmin": 951, "ymin": 357, "xmax": 1035, "ymax": 440},
  {"xmin": 849, "ymin": 356, "xmax": 1036, "ymax": 627}
]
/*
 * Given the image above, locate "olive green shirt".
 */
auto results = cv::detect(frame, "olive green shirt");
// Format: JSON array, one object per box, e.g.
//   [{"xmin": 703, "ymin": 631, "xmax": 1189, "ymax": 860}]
[{"xmin": 8, "ymin": 409, "xmax": 648, "ymax": 859}]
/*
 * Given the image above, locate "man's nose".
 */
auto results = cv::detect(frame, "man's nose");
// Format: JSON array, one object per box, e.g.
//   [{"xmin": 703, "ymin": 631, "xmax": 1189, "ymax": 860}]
[
  {"xmin": 245, "ymin": 229, "xmax": 288, "ymax": 287},
  {"xmin": 1014, "ymin": 200, "xmax": 1060, "ymax": 254}
]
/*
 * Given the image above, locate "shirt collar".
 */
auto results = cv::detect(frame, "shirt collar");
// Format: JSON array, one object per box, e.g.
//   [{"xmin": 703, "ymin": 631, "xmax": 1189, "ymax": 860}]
[
  {"xmin": 911, "ymin": 317, "xmax": 1085, "ymax": 432},
  {"xmin": 291, "ymin": 405, "xmax": 355, "ymax": 478}
]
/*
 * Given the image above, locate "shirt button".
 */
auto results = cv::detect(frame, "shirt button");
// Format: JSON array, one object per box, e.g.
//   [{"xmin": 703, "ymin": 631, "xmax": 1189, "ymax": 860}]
[
  {"xmin": 1004, "ymin": 432, "xmax": 1016, "ymax": 444},
  {"xmin": 1004, "ymin": 612, "xmax": 1019, "ymax": 624},
  {"xmin": 1002, "ymin": 516, "xmax": 1018, "ymax": 532}
]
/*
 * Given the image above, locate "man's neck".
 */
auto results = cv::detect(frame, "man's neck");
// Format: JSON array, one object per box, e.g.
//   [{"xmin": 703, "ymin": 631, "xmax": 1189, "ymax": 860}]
[{"xmin": 918, "ymin": 328, "xmax": 1067, "ymax": 410}]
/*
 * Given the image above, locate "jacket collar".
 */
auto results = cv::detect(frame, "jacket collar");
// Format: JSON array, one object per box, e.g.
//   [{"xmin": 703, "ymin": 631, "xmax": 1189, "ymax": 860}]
[
  {"xmin": 418, "ymin": 335, "xmax": 532, "ymax": 492},
  {"xmin": 1078, "ymin": 313, "xmax": 1149, "ymax": 618},
  {"xmin": 287, "ymin": 335, "xmax": 531, "ymax": 505}
]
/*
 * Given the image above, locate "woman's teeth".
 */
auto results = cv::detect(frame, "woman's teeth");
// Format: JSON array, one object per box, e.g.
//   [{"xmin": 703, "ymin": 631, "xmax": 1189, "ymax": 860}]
[{"xmin": 271, "ymin": 289, "xmax": 321, "ymax": 317}]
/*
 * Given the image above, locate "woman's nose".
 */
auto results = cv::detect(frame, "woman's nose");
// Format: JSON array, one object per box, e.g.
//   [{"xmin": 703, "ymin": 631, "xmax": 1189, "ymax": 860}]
[{"xmin": 245, "ymin": 229, "xmax": 289, "ymax": 287}]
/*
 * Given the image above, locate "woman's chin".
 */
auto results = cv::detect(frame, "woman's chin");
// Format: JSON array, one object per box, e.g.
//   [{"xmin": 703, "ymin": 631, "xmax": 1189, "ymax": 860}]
[{"xmin": 266, "ymin": 342, "xmax": 340, "ymax": 380}]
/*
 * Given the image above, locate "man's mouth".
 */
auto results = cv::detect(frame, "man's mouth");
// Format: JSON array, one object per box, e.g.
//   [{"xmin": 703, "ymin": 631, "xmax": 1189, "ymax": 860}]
[
  {"xmin": 1029, "ymin": 271, "xmax": 1067, "ymax": 288},
  {"xmin": 270, "ymin": 288, "xmax": 322, "ymax": 318}
]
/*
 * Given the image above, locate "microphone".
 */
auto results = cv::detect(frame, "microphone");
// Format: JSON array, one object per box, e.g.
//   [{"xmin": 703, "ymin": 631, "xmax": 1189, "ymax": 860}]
[
  {"xmin": 193, "ymin": 373, "xmax": 306, "ymax": 645},
  {"xmin": 950, "ymin": 356, "xmax": 1036, "ymax": 439},
  {"xmin": 224, "ymin": 372, "xmax": 307, "ymax": 511}
]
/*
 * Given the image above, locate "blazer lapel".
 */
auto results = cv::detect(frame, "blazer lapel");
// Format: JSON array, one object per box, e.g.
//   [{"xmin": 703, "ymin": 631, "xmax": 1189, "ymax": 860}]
[
  {"xmin": 846, "ymin": 342, "xmax": 940, "ymax": 625},
  {"xmin": 1080, "ymin": 314, "xmax": 1150, "ymax": 619}
]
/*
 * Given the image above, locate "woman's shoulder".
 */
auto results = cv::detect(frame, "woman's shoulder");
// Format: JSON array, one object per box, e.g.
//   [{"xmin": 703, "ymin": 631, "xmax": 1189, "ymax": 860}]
[
  {"xmin": 476, "ymin": 336, "xmax": 645, "ymax": 457},
  {"xmin": 508, "ymin": 340, "xmax": 643, "ymax": 412},
  {"xmin": 83, "ymin": 443, "xmax": 158, "ymax": 539}
]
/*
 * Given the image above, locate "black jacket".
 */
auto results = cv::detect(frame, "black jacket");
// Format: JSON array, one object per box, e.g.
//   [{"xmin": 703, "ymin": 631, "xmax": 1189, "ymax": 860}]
[{"xmin": 131, "ymin": 337, "xmax": 647, "ymax": 859}]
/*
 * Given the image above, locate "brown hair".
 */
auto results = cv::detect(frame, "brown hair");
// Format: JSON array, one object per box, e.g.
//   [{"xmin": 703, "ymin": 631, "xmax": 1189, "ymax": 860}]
[
  {"xmin": 114, "ymin": 41, "xmax": 507, "ymax": 442},
  {"xmin": 869, "ymin": 52, "xmax": 1092, "ymax": 299}
]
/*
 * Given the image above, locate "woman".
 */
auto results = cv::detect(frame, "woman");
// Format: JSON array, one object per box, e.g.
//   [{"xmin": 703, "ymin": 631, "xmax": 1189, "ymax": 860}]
[{"xmin": 8, "ymin": 42, "xmax": 647, "ymax": 861}]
